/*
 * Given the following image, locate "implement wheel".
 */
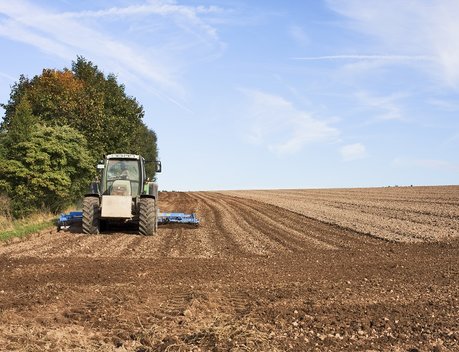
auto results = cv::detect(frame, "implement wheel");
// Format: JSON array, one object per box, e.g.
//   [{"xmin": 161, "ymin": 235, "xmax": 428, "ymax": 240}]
[
  {"xmin": 139, "ymin": 197, "xmax": 157, "ymax": 236},
  {"xmin": 82, "ymin": 196, "xmax": 100, "ymax": 234}
]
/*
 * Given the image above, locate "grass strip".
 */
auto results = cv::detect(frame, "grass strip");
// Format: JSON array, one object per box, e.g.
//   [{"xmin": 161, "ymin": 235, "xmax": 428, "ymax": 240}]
[{"xmin": 0, "ymin": 220, "xmax": 54, "ymax": 242}]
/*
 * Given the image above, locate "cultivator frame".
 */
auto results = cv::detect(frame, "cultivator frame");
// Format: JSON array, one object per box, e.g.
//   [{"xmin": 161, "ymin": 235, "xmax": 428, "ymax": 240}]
[
  {"xmin": 57, "ymin": 211, "xmax": 83, "ymax": 231},
  {"xmin": 157, "ymin": 211, "xmax": 199, "ymax": 225},
  {"xmin": 57, "ymin": 210, "xmax": 199, "ymax": 231}
]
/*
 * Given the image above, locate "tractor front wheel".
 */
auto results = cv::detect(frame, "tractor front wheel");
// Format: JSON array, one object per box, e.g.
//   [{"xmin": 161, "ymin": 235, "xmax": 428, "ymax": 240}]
[
  {"xmin": 139, "ymin": 197, "xmax": 157, "ymax": 236},
  {"xmin": 82, "ymin": 196, "xmax": 100, "ymax": 234}
]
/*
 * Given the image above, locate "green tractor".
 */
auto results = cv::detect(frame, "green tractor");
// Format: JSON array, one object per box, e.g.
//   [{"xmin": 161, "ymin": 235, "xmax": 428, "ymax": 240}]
[{"xmin": 82, "ymin": 154, "xmax": 161, "ymax": 236}]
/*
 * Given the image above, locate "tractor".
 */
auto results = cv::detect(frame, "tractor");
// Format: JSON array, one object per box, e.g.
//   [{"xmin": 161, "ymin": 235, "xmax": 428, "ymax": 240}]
[{"xmin": 82, "ymin": 154, "xmax": 161, "ymax": 236}]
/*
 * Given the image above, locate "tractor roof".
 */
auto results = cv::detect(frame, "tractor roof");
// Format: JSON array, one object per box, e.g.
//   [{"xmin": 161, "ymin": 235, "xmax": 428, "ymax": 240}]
[{"xmin": 106, "ymin": 154, "xmax": 141, "ymax": 160}]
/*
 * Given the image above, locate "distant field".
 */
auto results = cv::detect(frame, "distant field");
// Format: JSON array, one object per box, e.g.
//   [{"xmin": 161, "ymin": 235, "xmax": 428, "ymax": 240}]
[{"xmin": 222, "ymin": 186, "xmax": 459, "ymax": 242}]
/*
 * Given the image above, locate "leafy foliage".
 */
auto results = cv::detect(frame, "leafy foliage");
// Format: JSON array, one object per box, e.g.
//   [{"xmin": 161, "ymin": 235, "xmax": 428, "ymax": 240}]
[
  {"xmin": 0, "ymin": 125, "xmax": 93, "ymax": 217},
  {"xmin": 134, "ymin": 125, "xmax": 159, "ymax": 178},
  {"xmin": 0, "ymin": 57, "xmax": 159, "ymax": 218}
]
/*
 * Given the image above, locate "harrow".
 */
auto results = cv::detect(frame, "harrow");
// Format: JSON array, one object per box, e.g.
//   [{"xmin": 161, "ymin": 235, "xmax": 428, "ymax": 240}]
[
  {"xmin": 157, "ymin": 211, "xmax": 199, "ymax": 225},
  {"xmin": 57, "ymin": 210, "xmax": 199, "ymax": 231},
  {"xmin": 57, "ymin": 211, "xmax": 83, "ymax": 231}
]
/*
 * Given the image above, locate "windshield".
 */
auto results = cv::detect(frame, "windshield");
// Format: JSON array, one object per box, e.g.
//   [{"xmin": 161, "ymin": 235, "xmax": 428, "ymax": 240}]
[
  {"xmin": 107, "ymin": 160, "xmax": 139, "ymax": 181},
  {"xmin": 105, "ymin": 159, "xmax": 141, "ymax": 196}
]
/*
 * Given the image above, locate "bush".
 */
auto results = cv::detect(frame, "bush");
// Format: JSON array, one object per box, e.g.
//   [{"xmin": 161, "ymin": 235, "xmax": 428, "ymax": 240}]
[{"xmin": 0, "ymin": 125, "xmax": 93, "ymax": 217}]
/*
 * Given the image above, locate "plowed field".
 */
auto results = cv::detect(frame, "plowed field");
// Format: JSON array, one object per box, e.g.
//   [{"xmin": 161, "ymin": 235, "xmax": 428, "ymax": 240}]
[
  {"xmin": 224, "ymin": 186, "xmax": 459, "ymax": 243},
  {"xmin": 0, "ymin": 188, "xmax": 458, "ymax": 351}
]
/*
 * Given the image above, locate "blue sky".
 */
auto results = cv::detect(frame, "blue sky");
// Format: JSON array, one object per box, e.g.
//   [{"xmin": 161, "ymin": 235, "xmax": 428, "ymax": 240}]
[{"xmin": 1, "ymin": 0, "xmax": 458, "ymax": 190}]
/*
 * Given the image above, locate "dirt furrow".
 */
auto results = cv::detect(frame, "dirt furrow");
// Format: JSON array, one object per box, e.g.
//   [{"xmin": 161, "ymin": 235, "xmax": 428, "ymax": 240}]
[
  {"xmin": 0, "ymin": 189, "xmax": 457, "ymax": 351},
  {"xmin": 222, "ymin": 194, "xmax": 379, "ymax": 251},
  {"xmin": 212, "ymin": 193, "xmax": 339, "ymax": 251},
  {"xmin": 195, "ymin": 192, "xmax": 282, "ymax": 255},
  {"xmin": 189, "ymin": 192, "xmax": 246, "ymax": 257},
  {"xmin": 232, "ymin": 196, "xmax": 383, "ymax": 250},
  {"xmin": 219, "ymin": 192, "xmax": 408, "ymax": 243},
  {"xmin": 224, "ymin": 187, "xmax": 459, "ymax": 242}
]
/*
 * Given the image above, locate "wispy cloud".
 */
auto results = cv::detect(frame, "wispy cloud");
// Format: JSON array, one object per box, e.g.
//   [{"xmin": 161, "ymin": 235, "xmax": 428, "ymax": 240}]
[
  {"xmin": 339, "ymin": 143, "xmax": 367, "ymax": 161},
  {"xmin": 293, "ymin": 55, "xmax": 432, "ymax": 62},
  {"xmin": 428, "ymin": 98, "xmax": 459, "ymax": 112},
  {"xmin": 0, "ymin": 0, "xmax": 226, "ymax": 111},
  {"xmin": 59, "ymin": 2, "xmax": 225, "ymax": 41},
  {"xmin": 0, "ymin": 71, "xmax": 17, "ymax": 82},
  {"xmin": 442, "ymin": 133, "xmax": 459, "ymax": 146},
  {"xmin": 393, "ymin": 157, "xmax": 459, "ymax": 173},
  {"xmin": 61, "ymin": 3, "xmax": 224, "ymax": 17},
  {"xmin": 242, "ymin": 89, "xmax": 339, "ymax": 154},
  {"xmin": 326, "ymin": 0, "xmax": 459, "ymax": 87},
  {"xmin": 288, "ymin": 25, "xmax": 309, "ymax": 47},
  {"xmin": 355, "ymin": 91, "xmax": 406, "ymax": 121}
]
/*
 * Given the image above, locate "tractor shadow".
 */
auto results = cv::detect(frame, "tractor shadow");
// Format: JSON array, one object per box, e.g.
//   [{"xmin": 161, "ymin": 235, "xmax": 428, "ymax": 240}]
[
  {"xmin": 61, "ymin": 222, "xmax": 199, "ymax": 235},
  {"xmin": 62, "ymin": 222, "xmax": 138, "ymax": 235},
  {"xmin": 56, "ymin": 222, "xmax": 83, "ymax": 234},
  {"xmin": 98, "ymin": 222, "xmax": 140, "ymax": 235}
]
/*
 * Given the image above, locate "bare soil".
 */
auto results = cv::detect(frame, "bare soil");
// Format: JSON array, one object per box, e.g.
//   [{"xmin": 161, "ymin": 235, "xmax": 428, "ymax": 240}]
[
  {"xmin": 0, "ymin": 189, "xmax": 458, "ymax": 351},
  {"xmin": 224, "ymin": 186, "xmax": 459, "ymax": 242}
]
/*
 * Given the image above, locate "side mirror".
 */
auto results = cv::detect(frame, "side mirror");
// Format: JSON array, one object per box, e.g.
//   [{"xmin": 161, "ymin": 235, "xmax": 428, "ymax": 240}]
[
  {"xmin": 155, "ymin": 161, "xmax": 162, "ymax": 173},
  {"xmin": 97, "ymin": 164, "xmax": 105, "ymax": 170}
]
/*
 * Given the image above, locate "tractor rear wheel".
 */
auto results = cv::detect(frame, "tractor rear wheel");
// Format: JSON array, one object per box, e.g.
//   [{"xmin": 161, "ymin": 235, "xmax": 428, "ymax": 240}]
[
  {"xmin": 82, "ymin": 197, "xmax": 100, "ymax": 234},
  {"xmin": 139, "ymin": 197, "xmax": 157, "ymax": 236}
]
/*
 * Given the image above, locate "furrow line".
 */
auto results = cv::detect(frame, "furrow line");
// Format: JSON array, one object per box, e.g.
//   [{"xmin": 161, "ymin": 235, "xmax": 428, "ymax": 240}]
[
  {"xmin": 195, "ymin": 192, "xmax": 279, "ymax": 256},
  {"xmin": 191, "ymin": 192, "xmax": 252, "ymax": 257},
  {"xmin": 225, "ymin": 195, "xmax": 376, "ymax": 250},
  {"xmin": 218, "ymin": 194, "xmax": 338, "ymax": 251}
]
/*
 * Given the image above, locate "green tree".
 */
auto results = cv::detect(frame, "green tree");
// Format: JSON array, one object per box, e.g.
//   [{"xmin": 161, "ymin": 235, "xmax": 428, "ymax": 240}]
[
  {"xmin": 0, "ymin": 74, "xmax": 32, "ymax": 130},
  {"xmin": 71, "ymin": 57, "xmax": 154, "ymax": 162},
  {"xmin": 133, "ymin": 124, "xmax": 159, "ymax": 178},
  {"xmin": 1, "ymin": 56, "xmax": 158, "ymax": 168},
  {"xmin": 0, "ymin": 131, "xmax": 7, "ymax": 159},
  {"xmin": 0, "ymin": 56, "xmax": 159, "ymax": 218},
  {"xmin": 0, "ymin": 125, "xmax": 93, "ymax": 217},
  {"xmin": 4, "ymin": 96, "xmax": 38, "ymax": 151}
]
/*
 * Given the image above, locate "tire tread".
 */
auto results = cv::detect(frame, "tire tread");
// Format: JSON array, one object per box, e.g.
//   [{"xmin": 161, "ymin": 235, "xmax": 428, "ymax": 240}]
[
  {"xmin": 82, "ymin": 197, "xmax": 100, "ymax": 234},
  {"xmin": 139, "ymin": 198, "xmax": 157, "ymax": 236}
]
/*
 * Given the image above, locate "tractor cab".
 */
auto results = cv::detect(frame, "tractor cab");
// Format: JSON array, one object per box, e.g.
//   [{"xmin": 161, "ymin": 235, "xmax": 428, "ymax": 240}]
[{"xmin": 101, "ymin": 155, "xmax": 143, "ymax": 197}]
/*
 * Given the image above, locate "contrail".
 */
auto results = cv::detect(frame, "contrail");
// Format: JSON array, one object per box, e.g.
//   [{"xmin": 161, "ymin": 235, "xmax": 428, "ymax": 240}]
[
  {"xmin": 0, "ymin": 71, "xmax": 17, "ymax": 81},
  {"xmin": 292, "ymin": 55, "xmax": 433, "ymax": 61}
]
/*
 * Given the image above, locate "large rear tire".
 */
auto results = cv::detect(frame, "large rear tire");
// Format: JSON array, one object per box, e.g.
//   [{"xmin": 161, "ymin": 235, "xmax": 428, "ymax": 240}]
[
  {"xmin": 82, "ymin": 197, "xmax": 100, "ymax": 234},
  {"xmin": 139, "ymin": 197, "xmax": 157, "ymax": 236}
]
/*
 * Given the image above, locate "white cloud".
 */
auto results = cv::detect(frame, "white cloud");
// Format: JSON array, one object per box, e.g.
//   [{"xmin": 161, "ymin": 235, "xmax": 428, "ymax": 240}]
[
  {"xmin": 355, "ymin": 91, "xmax": 406, "ymax": 121},
  {"xmin": 59, "ymin": 2, "xmax": 224, "ymax": 41},
  {"xmin": 339, "ymin": 143, "xmax": 367, "ymax": 161},
  {"xmin": 242, "ymin": 89, "xmax": 339, "ymax": 154},
  {"xmin": 393, "ymin": 158, "xmax": 459, "ymax": 173},
  {"xmin": 326, "ymin": 0, "xmax": 459, "ymax": 87},
  {"xmin": 0, "ymin": 0, "xmax": 225, "ymax": 111}
]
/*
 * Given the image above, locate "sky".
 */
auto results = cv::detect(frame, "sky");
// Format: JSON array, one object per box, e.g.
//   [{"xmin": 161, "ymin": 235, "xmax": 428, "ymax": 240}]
[{"xmin": 0, "ymin": 0, "xmax": 458, "ymax": 191}]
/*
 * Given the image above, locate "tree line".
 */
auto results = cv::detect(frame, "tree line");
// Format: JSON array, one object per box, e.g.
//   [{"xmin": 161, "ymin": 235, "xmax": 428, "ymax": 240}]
[{"xmin": 0, "ymin": 57, "xmax": 158, "ymax": 218}]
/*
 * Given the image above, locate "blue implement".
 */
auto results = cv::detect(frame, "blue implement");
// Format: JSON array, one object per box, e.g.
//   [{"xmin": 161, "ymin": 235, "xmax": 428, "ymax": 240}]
[
  {"xmin": 158, "ymin": 211, "xmax": 199, "ymax": 225},
  {"xmin": 56, "ymin": 209, "xmax": 199, "ymax": 231},
  {"xmin": 57, "ymin": 211, "xmax": 83, "ymax": 231}
]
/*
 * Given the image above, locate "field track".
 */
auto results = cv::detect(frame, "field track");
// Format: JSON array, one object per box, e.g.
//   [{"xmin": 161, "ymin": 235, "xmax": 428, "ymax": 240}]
[{"xmin": 0, "ymin": 189, "xmax": 458, "ymax": 351}]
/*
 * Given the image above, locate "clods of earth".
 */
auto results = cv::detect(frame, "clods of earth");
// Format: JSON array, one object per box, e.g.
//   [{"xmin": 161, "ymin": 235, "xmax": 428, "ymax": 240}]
[{"xmin": 0, "ymin": 187, "xmax": 458, "ymax": 351}]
